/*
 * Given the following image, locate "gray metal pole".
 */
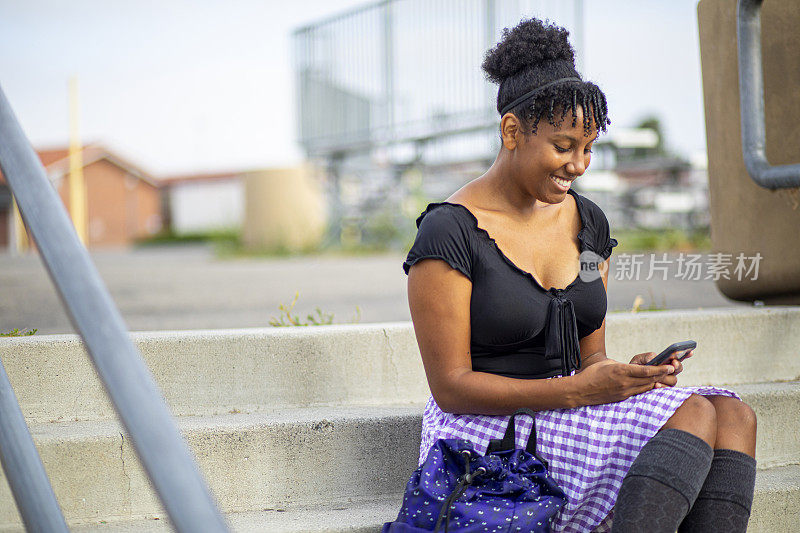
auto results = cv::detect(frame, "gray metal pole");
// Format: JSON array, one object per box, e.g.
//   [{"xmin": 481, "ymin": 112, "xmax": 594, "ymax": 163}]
[
  {"xmin": 0, "ymin": 85, "xmax": 229, "ymax": 532},
  {"xmin": 573, "ymin": 0, "xmax": 584, "ymax": 75},
  {"xmin": 0, "ymin": 360, "xmax": 69, "ymax": 533},
  {"xmin": 737, "ymin": 0, "xmax": 800, "ymax": 189},
  {"xmin": 383, "ymin": 1, "xmax": 395, "ymax": 143},
  {"xmin": 484, "ymin": 0, "xmax": 496, "ymax": 111}
]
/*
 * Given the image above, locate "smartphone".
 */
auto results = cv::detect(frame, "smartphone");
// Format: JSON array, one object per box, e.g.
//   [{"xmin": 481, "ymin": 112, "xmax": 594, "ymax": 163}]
[{"xmin": 645, "ymin": 340, "xmax": 697, "ymax": 366}]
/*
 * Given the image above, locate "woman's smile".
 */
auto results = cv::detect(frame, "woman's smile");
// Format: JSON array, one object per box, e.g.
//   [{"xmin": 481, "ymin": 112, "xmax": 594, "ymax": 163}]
[{"xmin": 550, "ymin": 174, "xmax": 574, "ymax": 191}]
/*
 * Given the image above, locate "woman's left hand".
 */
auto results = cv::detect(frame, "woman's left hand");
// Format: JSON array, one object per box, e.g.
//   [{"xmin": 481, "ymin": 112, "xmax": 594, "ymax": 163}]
[{"xmin": 629, "ymin": 350, "xmax": 692, "ymax": 388}]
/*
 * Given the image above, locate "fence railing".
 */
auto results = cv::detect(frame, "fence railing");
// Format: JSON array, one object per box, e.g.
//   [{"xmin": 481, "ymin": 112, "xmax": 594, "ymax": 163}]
[
  {"xmin": 0, "ymin": 85, "xmax": 229, "ymax": 532},
  {"xmin": 293, "ymin": 0, "xmax": 583, "ymax": 158}
]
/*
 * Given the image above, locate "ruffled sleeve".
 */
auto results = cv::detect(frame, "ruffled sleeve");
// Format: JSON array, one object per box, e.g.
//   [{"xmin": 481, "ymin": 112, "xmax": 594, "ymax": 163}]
[
  {"xmin": 402, "ymin": 204, "xmax": 473, "ymax": 281},
  {"xmin": 595, "ymin": 211, "xmax": 618, "ymax": 261},
  {"xmin": 580, "ymin": 195, "xmax": 618, "ymax": 261}
]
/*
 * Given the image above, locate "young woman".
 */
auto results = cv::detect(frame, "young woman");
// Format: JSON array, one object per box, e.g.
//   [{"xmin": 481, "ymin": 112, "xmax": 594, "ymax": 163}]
[{"xmin": 402, "ymin": 18, "xmax": 757, "ymax": 533}]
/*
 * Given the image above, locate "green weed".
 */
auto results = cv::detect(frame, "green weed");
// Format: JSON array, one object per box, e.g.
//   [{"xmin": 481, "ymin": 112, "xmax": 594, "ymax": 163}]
[
  {"xmin": 1, "ymin": 328, "xmax": 38, "ymax": 337},
  {"xmin": 269, "ymin": 291, "xmax": 361, "ymax": 327}
]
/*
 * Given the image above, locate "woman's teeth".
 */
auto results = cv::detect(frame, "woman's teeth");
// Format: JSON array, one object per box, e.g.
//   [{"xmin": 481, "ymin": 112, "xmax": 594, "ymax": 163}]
[{"xmin": 551, "ymin": 175, "xmax": 572, "ymax": 187}]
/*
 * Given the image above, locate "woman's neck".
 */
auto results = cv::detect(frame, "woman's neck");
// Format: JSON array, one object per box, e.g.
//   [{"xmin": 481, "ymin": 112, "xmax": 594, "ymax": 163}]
[{"xmin": 476, "ymin": 150, "xmax": 564, "ymax": 223}]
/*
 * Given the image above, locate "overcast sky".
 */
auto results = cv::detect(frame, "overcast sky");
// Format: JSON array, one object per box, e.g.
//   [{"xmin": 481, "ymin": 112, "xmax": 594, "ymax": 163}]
[{"xmin": 0, "ymin": 0, "xmax": 707, "ymax": 176}]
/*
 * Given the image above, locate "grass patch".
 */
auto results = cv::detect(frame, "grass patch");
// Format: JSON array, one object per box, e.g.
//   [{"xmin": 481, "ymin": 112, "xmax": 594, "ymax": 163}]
[
  {"xmin": 1, "ymin": 328, "xmax": 38, "ymax": 337},
  {"xmin": 614, "ymin": 227, "xmax": 711, "ymax": 253},
  {"xmin": 136, "ymin": 228, "xmax": 240, "ymax": 247}
]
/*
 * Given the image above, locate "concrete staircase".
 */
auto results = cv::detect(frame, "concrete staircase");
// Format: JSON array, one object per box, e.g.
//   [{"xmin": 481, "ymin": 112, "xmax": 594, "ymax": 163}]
[{"xmin": 0, "ymin": 306, "xmax": 798, "ymax": 532}]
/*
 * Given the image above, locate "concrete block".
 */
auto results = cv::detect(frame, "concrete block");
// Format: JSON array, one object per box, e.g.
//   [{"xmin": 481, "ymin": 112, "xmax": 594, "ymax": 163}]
[
  {"xmin": 698, "ymin": 0, "xmax": 800, "ymax": 302},
  {"xmin": 0, "ymin": 406, "xmax": 423, "ymax": 527},
  {"xmin": 67, "ymin": 497, "xmax": 403, "ymax": 533},
  {"xmin": 749, "ymin": 465, "xmax": 800, "ymax": 533},
  {"xmin": 0, "ymin": 323, "xmax": 428, "ymax": 422},
  {"xmin": 17, "ymin": 466, "xmax": 800, "ymax": 533},
  {"xmin": 604, "ymin": 307, "xmax": 800, "ymax": 386},
  {"xmin": 1, "ymin": 308, "xmax": 799, "ymax": 421},
  {"xmin": 0, "ymin": 381, "xmax": 798, "ymax": 527},
  {"xmin": 732, "ymin": 382, "xmax": 800, "ymax": 469}
]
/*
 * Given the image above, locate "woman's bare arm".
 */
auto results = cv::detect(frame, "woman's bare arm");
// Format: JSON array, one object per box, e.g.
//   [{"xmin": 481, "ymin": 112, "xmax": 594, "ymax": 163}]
[
  {"xmin": 407, "ymin": 258, "xmax": 673, "ymax": 415},
  {"xmin": 577, "ymin": 258, "xmax": 611, "ymax": 370}
]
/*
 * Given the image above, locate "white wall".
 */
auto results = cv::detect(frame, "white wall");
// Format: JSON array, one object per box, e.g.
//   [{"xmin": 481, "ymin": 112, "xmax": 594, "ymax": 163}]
[{"xmin": 169, "ymin": 179, "xmax": 243, "ymax": 234}]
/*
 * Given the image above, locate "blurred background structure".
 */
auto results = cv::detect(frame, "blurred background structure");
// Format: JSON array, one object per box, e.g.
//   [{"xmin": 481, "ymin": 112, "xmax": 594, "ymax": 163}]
[
  {"xmin": 0, "ymin": 0, "xmax": 716, "ymax": 256},
  {"xmin": 1, "ymin": 0, "xmax": 790, "ymax": 334},
  {"xmin": 292, "ymin": 0, "xmax": 710, "ymax": 250},
  {"xmin": 0, "ymin": 145, "xmax": 163, "ymax": 250}
]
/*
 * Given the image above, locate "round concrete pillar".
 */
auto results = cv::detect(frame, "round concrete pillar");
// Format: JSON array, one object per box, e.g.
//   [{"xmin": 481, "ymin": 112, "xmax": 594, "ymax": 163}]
[
  {"xmin": 698, "ymin": 0, "xmax": 800, "ymax": 303},
  {"xmin": 242, "ymin": 165, "xmax": 327, "ymax": 253}
]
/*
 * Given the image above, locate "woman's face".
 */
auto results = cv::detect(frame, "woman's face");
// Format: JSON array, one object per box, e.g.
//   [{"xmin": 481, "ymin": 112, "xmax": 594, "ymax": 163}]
[{"xmin": 506, "ymin": 105, "xmax": 598, "ymax": 203}]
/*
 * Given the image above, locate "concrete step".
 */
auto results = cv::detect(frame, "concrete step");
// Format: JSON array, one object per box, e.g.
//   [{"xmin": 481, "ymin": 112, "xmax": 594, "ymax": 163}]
[
  {"xmin": 1, "ymin": 307, "xmax": 799, "ymax": 422},
  {"xmin": 66, "ymin": 496, "xmax": 403, "ymax": 533},
  {"xmin": 11, "ymin": 465, "xmax": 800, "ymax": 533},
  {"xmin": 0, "ymin": 405, "xmax": 423, "ymax": 527},
  {"xmin": 0, "ymin": 381, "xmax": 798, "ymax": 528},
  {"xmin": 750, "ymin": 464, "xmax": 800, "ymax": 533},
  {"xmin": 729, "ymin": 381, "xmax": 800, "ymax": 469},
  {"xmin": 0, "ymin": 324, "xmax": 429, "ymax": 422}
]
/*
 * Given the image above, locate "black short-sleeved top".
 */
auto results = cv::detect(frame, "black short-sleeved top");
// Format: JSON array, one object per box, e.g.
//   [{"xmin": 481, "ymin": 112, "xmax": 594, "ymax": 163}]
[{"xmin": 403, "ymin": 188, "xmax": 618, "ymax": 379}]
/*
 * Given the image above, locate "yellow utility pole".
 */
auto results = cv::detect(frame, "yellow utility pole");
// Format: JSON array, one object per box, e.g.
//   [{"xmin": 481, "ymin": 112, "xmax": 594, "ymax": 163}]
[
  {"xmin": 68, "ymin": 76, "xmax": 88, "ymax": 245},
  {"xmin": 11, "ymin": 197, "xmax": 28, "ymax": 254}
]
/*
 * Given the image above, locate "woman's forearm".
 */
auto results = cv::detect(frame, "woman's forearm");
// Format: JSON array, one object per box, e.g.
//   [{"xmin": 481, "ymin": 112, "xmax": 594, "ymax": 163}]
[
  {"xmin": 578, "ymin": 351, "xmax": 608, "ymax": 371},
  {"xmin": 435, "ymin": 368, "xmax": 582, "ymax": 415},
  {"xmin": 433, "ymin": 356, "xmax": 668, "ymax": 415}
]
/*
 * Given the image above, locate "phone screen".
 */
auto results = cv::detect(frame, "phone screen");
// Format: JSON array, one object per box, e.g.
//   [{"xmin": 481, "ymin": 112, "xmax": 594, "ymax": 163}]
[{"xmin": 646, "ymin": 341, "xmax": 696, "ymax": 366}]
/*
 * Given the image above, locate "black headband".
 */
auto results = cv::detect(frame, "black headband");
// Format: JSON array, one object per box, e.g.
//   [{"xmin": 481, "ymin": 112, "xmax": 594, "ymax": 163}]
[{"xmin": 499, "ymin": 77, "xmax": 582, "ymax": 116}]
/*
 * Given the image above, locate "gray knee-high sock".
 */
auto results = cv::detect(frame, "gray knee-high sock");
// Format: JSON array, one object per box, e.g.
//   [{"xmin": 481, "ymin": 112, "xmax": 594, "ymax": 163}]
[
  {"xmin": 611, "ymin": 429, "xmax": 714, "ymax": 533},
  {"xmin": 677, "ymin": 449, "xmax": 757, "ymax": 533}
]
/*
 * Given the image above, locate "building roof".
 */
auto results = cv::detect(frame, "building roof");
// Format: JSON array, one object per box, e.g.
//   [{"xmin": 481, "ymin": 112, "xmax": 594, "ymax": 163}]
[
  {"xmin": 0, "ymin": 144, "xmax": 161, "ymax": 188},
  {"xmin": 159, "ymin": 170, "xmax": 245, "ymax": 187}
]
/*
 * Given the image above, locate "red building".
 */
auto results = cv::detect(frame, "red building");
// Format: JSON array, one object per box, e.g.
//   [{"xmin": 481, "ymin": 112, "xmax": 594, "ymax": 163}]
[{"xmin": 0, "ymin": 145, "xmax": 163, "ymax": 250}]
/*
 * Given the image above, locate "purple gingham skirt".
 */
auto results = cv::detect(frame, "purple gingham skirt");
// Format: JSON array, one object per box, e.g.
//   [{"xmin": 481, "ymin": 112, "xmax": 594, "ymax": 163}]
[{"xmin": 418, "ymin": 385, "xmax": 741, "ymax": 533}]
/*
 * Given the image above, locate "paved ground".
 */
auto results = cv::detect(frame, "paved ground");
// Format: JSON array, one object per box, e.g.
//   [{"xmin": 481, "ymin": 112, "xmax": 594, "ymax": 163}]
[{"xmin": 0, "ymin": 245, "xmax": 757, "ymax": 335}]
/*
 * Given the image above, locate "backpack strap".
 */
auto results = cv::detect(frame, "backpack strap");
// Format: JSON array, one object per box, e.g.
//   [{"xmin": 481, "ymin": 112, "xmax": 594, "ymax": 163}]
[{"xmin": 486, "ymin": 408, "xmax": 549, "ymax": 468}]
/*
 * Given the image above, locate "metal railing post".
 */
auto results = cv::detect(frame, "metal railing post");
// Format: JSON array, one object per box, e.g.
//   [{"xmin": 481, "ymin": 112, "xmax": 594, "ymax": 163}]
[
  {"xmin": 0, "ymin": 85, "xmax": 229, "ymax": 532},
  {"xmin": 0, "ymin": 360, "xmax": 69, "ymax": 533},
  {"xmin": 737, "ymin": 0, "xmax": 800, "ymax": 188}
]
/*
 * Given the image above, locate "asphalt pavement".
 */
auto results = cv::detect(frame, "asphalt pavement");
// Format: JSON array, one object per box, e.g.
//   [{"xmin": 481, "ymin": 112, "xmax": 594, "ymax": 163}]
[{"xmin": 0, "ymin": 245, "xmax": 754, "ymax": 335}]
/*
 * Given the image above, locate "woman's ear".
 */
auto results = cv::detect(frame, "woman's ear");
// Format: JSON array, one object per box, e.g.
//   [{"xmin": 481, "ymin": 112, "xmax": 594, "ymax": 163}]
[{"xmin": 500, "ymin": 113, "xmax": 520, "ymax": 151}]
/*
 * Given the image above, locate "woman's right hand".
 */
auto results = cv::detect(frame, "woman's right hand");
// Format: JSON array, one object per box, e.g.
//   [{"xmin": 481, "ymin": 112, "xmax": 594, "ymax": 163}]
[{"xmin": 571, "ymin": 358, "xmax": 675, "ymax": 406}]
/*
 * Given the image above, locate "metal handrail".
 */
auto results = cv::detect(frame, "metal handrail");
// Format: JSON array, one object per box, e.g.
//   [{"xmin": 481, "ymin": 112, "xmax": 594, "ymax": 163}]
[
  {"xmin": 0, "ymin": 361, "xmax": 68, "ymax": 532},
  {"xmin": 0, "ymin": 85, "xmax": 229, "ymax": 532},
  {"xmin": 737, "ymin": 0, "xmax": 800, "ymax": 188}
]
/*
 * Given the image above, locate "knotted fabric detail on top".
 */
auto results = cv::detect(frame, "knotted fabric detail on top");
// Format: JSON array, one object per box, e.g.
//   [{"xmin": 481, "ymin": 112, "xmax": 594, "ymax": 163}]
[{"xmin": 544, "ymin": 293, "xmax": 582, "ymax": 377}]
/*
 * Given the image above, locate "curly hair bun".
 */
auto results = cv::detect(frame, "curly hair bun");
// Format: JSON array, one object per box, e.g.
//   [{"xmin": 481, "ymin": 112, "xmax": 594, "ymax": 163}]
[{"xmin": 482, "ymin": 18, "xmax": 575, "ymax": 84}]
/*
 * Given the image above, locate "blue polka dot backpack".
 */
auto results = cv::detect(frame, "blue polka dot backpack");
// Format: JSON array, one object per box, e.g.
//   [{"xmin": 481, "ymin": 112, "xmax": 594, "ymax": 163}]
[{"xmin": 382, "ymin": 408, "xmax": 566, "ymax": 532}]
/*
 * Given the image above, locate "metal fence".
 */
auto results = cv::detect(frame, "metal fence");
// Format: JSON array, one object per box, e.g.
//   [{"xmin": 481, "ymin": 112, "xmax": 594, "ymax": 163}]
[
  {"xmin": 294, "ymin": 0, "xmax": 582, "ymax": 157},
  {"xmin": 293, "ymin": 0, "xmax": 584, "ymax": 246}
]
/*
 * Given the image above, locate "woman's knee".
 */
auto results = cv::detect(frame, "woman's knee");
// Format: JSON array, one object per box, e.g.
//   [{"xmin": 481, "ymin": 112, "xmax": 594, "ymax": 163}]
[
  {"xmin": 708, "ymin": 395, "xmax": 758, "ymax": 438},
  {"xmin": 662, "ymin": 394, "xmax": 717, "ymax": 446}
]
